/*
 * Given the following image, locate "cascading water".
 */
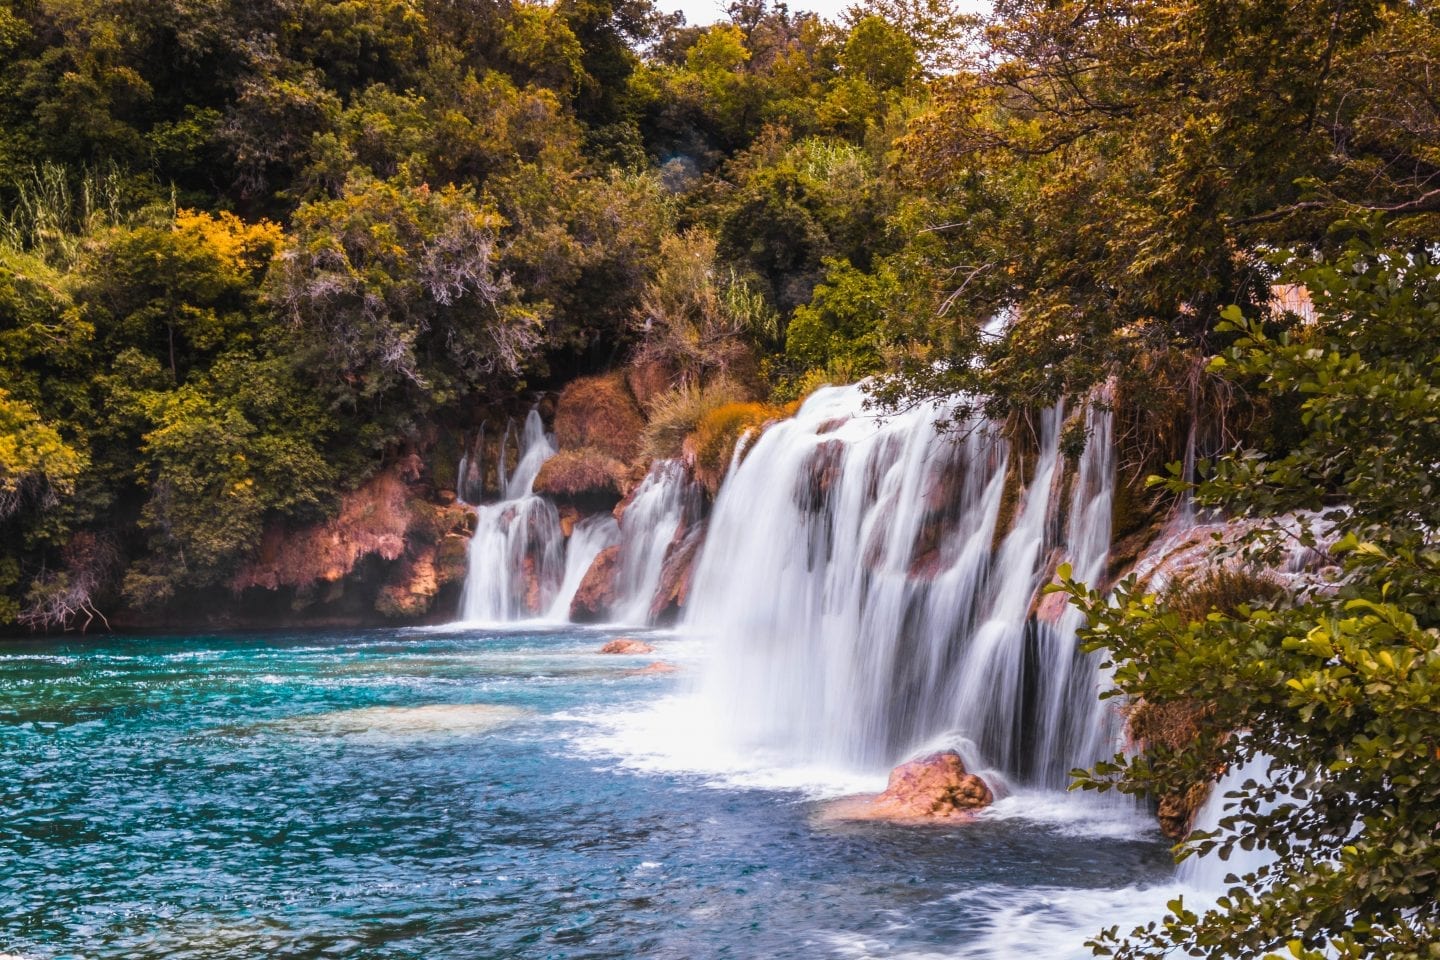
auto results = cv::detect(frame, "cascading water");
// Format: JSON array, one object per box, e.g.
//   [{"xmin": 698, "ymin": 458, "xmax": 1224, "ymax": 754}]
[
  {"xmin": 545, "ymin": 515, "xmax": 620, "ymax": 621},
  {"xmin": 458, "ymin": 411, "xmax": 567, "ymax": 623},
  {"xmin": 456, "ymin": 422, "xmax": 486, "ymax": 505},
  {"xmin": 608, "ymin": 460, "xmax": 702, "ymax": 624},
  {"xmin": 681, "ymin": 381, "xmax": 1120, "ymax": 788}
]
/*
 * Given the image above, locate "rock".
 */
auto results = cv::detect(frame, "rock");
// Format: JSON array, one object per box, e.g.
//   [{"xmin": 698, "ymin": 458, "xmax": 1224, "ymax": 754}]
[
  {"xmin": 533, "ymin": 447, "xmax": 628, "ymax": 508},
  {"xmin": 570, "ymin": 544, "xmax": 621, "ymax": 622},
  {"xmin": 599, "ymin": 637, "xmax": 656, "ymax": 654},
  {"xmin": 633, "ymin": 660, "xmax": 676, "ymax": 674},
  {"xmin": 826, "ymin": 751, "xmax": 993, "ymax": 823},
  {"xmin": 649, "ymin": 520, "xmax": 705, "ymax": 623},
  {"xmin": 232, "ymin": 464, "xmax": 414, "ymax": 592},
  {"xmin": 793, "ymin": 439, "xmax": 845, "ymax": 513},
  {"xmin": 558, "ymin": 505, "xmax": 581, "ymax": 538},
  {"xmin": 553, "ymin": 373, "xmax": 646, "ymax": 463},
  {"xmin": 375, "ymin": 547, "xmax": 440, "ymax": 618}
]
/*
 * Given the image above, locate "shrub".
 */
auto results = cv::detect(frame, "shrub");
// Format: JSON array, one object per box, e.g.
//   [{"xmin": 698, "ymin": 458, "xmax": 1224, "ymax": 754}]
[
  {"xmin": 640, "ymin": 378, "xmax": 752, "ymax": 462},
  {"xmin": 690, "ymin": 401, "xmax": 783, "ymax": 495}
]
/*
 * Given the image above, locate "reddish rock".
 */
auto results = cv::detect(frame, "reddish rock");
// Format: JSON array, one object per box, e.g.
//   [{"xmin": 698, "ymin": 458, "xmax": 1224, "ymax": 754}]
[
  {"xmin": 794, "ymin": 439, "xmax": 845, "ymax": 512},
  {"xmin": 633, "ymin": 660, "xmax": 677, "ymax": 674},
  {"xmin": 816, "ymin": 416, "xmax": 850, "ymax": 435},
  {"xmin": 533, "ymin": 448, "xmax": 628, "ymax": 507},
  {"xmin": 825, "ymin": 751, "xmax": 993, "ymax": 823},
  {"xmin": 649, "ymin": 521, "xmax": 705, "ymax": 623},
  {"xmin": 571, "ymin": 545, "xmax": 622, "ymax": 622},
  {"xmin": 599, "ymin": 637, "xmax": 656, "ymax": 655},
  {"xmin": 232, "ymin": 465, "xmax": 414, "ymax": 592}
]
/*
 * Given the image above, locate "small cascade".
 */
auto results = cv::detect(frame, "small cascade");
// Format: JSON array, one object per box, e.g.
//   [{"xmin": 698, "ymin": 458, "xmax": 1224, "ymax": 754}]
[
  {"xmin": 1179, "ymin": 753, "xmax": 1279, "ymax": 891},
  {"xmin": 456, "ymin": 422, "xmax": 486, "ymax": 504},
  {"xmin": 609, "ymin": 461, "xmax": 703, "ymax": 624},
  {"xmin": 682, "ymin": 382, "xmax": 1119, "ymax": 787},
  {"xmin": 546, "ymin": 515, "xmax": 621, "ymax": 621},
  {"xmin": 458, "ymin": 411, "xmax": 567, "ymax": 623}
]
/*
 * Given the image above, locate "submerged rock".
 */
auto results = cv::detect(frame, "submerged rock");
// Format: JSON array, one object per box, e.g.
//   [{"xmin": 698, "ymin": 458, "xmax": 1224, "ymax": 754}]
[
  {"xmin": 599, "ymin": 637, "xmax": 655, "ymax": 654},
  {"xmin": 826, "ymin": 751, "xmax": 993, "ymax": 823},
  {"xmin": 633, "ymin": 660, "xmax": 677, "ymax": 674},
  {"xmin": 267, "ymin": 704, "xmax": 527, "ymax": 742}
]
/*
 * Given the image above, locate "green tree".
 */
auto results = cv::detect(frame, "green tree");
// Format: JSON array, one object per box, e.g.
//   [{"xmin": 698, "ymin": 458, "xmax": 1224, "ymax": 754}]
[
  {"xmin": 1056, "ymin": 227, "xmax": 1440, "ymax": 959},
  {"xmin": 270, "ymin": 175, "xmax": 542, "ymax": 409}
]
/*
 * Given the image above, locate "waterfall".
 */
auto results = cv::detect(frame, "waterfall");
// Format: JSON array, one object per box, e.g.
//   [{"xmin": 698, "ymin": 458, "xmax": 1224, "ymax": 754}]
[
  {"xmin": 458, "ymin": 411, "xmax": 567, "ymax": 623},
  {"xmin": 456, "ymin": 422, "xmax": 486, "ymax": 504},
  {"xmin": 1179, "ymin": 752, "xmax": 1279, "ymax": 891},
  {"xmin": 681, "ymin": 381, "xmax": 1119, "ymax": 787},
  {"xmin": 609, "ymin": 461, "xmax": 702, "ymax": 624},
  {"xmin": 546, "ymin": 515, "xmax": 621, "ymax": 621}
]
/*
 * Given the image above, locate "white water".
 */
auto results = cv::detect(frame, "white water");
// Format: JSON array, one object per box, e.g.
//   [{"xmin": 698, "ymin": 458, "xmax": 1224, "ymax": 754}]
[
  {"xmin": 458, "ymin": 411, "xmax": 567, "ymax": 623},
  {"xmin": 1177, "ymin": 752, "xmax": 1280, "ymax": 890},
  {"xmin": 545, "ymin": 515, "xmax": 621, "ymax": 621},
  {"xmin": 609, "ymin": 460, "xmax": 701, "ymax": 624},
  {"xmin": 678, "ymin": 382, "xmax": 1120, "ymax": 787}
]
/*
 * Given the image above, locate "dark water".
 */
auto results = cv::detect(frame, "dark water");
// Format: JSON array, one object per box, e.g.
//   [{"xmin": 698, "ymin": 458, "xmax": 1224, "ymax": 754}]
[{"xmin": 0, "ymin": 627, "xmax": 1176, "ymax": 959}]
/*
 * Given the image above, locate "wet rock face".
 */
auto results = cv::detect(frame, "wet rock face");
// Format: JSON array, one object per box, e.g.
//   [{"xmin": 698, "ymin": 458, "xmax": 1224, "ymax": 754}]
[
  {"xmin": 649, "ymin": 520, "xmax": 706, "ymax": 624},
  {"xmin": 873, "ymin": 751, "xmax": 994, "ymax": 818},
  {"xmin": 599, "ymin": 637, "xmax": 655, "ymax": 654},
  {"xmin": 793, "ymin": 439, "xmax": 845, "ymax": 513},
  {"xmin": 570, "ymin": 545, "xmax": 621, "ymax": 622}
]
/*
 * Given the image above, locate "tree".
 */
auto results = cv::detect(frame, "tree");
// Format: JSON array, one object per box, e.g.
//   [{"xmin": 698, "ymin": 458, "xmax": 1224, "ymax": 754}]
[
  {"xmin": 1055, "ymin": 226, "xmax": 1440, "ymax": 959},
  {"xmin": 885, "ymin": 0, "xmax": 1440, "ymax": 419},
  {"xmin": 270, "ymin": 175, "xmax": 542, "ymax": 408}
]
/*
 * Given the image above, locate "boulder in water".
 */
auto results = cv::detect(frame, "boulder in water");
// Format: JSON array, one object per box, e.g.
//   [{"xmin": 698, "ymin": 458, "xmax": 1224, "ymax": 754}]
[
  {"xmin": 599, "ymin": 637, "xmax": 655, "ymax": 654},
  {"xmin": 825, "ymin": 751, "xmax": 993, "ymax": 823},
  {"xmin": 633, "ymin": 660, "xmax": 676, "ymax": 674},
  {"xmin": 571, "ymin": 545, "xmax": 621, "ymax": 621}
]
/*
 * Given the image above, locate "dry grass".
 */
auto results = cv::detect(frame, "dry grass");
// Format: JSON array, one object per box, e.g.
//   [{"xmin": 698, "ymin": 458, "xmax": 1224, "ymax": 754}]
[
  {"xmin": 691, "ymin": 401, "xmax": 784, "ymax": 496},
  {"xmin": 641, "ymin": 378, "xmax": 752, "ymax": 461},
  {"xmin": 533, "ymin": 448, "xmax": 627, "ymax": 501},
  {"xmin": 1162, "ymin": 566, "xmax": 1286, "ymax": 623},
  {"xmin": 553, "ymin": 373, "xmax": 645, "ymax": 463}
]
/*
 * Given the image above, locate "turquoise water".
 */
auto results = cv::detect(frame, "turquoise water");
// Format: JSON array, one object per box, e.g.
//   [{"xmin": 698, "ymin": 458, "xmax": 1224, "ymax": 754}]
[{"xmin": 0, "ymin": 627, "xmax": 1175, "ymax": 959}]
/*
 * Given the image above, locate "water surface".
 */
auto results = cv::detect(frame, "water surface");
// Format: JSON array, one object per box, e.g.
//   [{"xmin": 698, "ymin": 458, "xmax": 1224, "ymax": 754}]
[{"xmin": 0, "ymin": 627, "xmax": 1175, "ymax": 959}]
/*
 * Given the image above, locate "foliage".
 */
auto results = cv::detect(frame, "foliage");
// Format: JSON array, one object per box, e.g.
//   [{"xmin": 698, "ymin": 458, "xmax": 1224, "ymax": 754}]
[
  {"xmin": 640, "ymin": 377, "xmax": 752, "ymax": 461},
  {"xmin": 1053, "ymin": 231, "xmax": 1440, "ymax": 959},
  {"xmin": 879, "ymin": 0, "xmax": 1440, "ymax": 422},
  {"xmin": 270, "ymin": 176, "xmax": 540, "ymax": 408},
  {"xmin": 0, "ymin": 389, "xmax": 86, "ymax": 521},
  {"xmin": 631, "ymin": 228, "xmax": 759, "ymax": 387}
]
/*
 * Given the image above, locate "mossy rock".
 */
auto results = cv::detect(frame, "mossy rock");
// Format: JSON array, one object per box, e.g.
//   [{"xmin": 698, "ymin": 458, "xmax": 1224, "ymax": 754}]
[{"xmin": 553, "ymin": 373, "xmax": 646, "ymax": 463}]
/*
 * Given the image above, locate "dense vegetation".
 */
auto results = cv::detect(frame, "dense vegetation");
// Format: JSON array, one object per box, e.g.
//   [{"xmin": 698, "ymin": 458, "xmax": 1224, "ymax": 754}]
[
  {"xmin": 1, "ymin": 0, "xmax": 1436, "ymax": 956},
  {"xmin": 0, "ymin": 0, "xmax": 955, "ymax": 626}
]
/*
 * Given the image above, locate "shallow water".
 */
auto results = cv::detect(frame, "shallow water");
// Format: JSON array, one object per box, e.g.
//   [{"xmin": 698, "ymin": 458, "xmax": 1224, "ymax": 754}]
[{"xmin": 0, "ymin": 627, "xmax": 1178, "ymax": 959}]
